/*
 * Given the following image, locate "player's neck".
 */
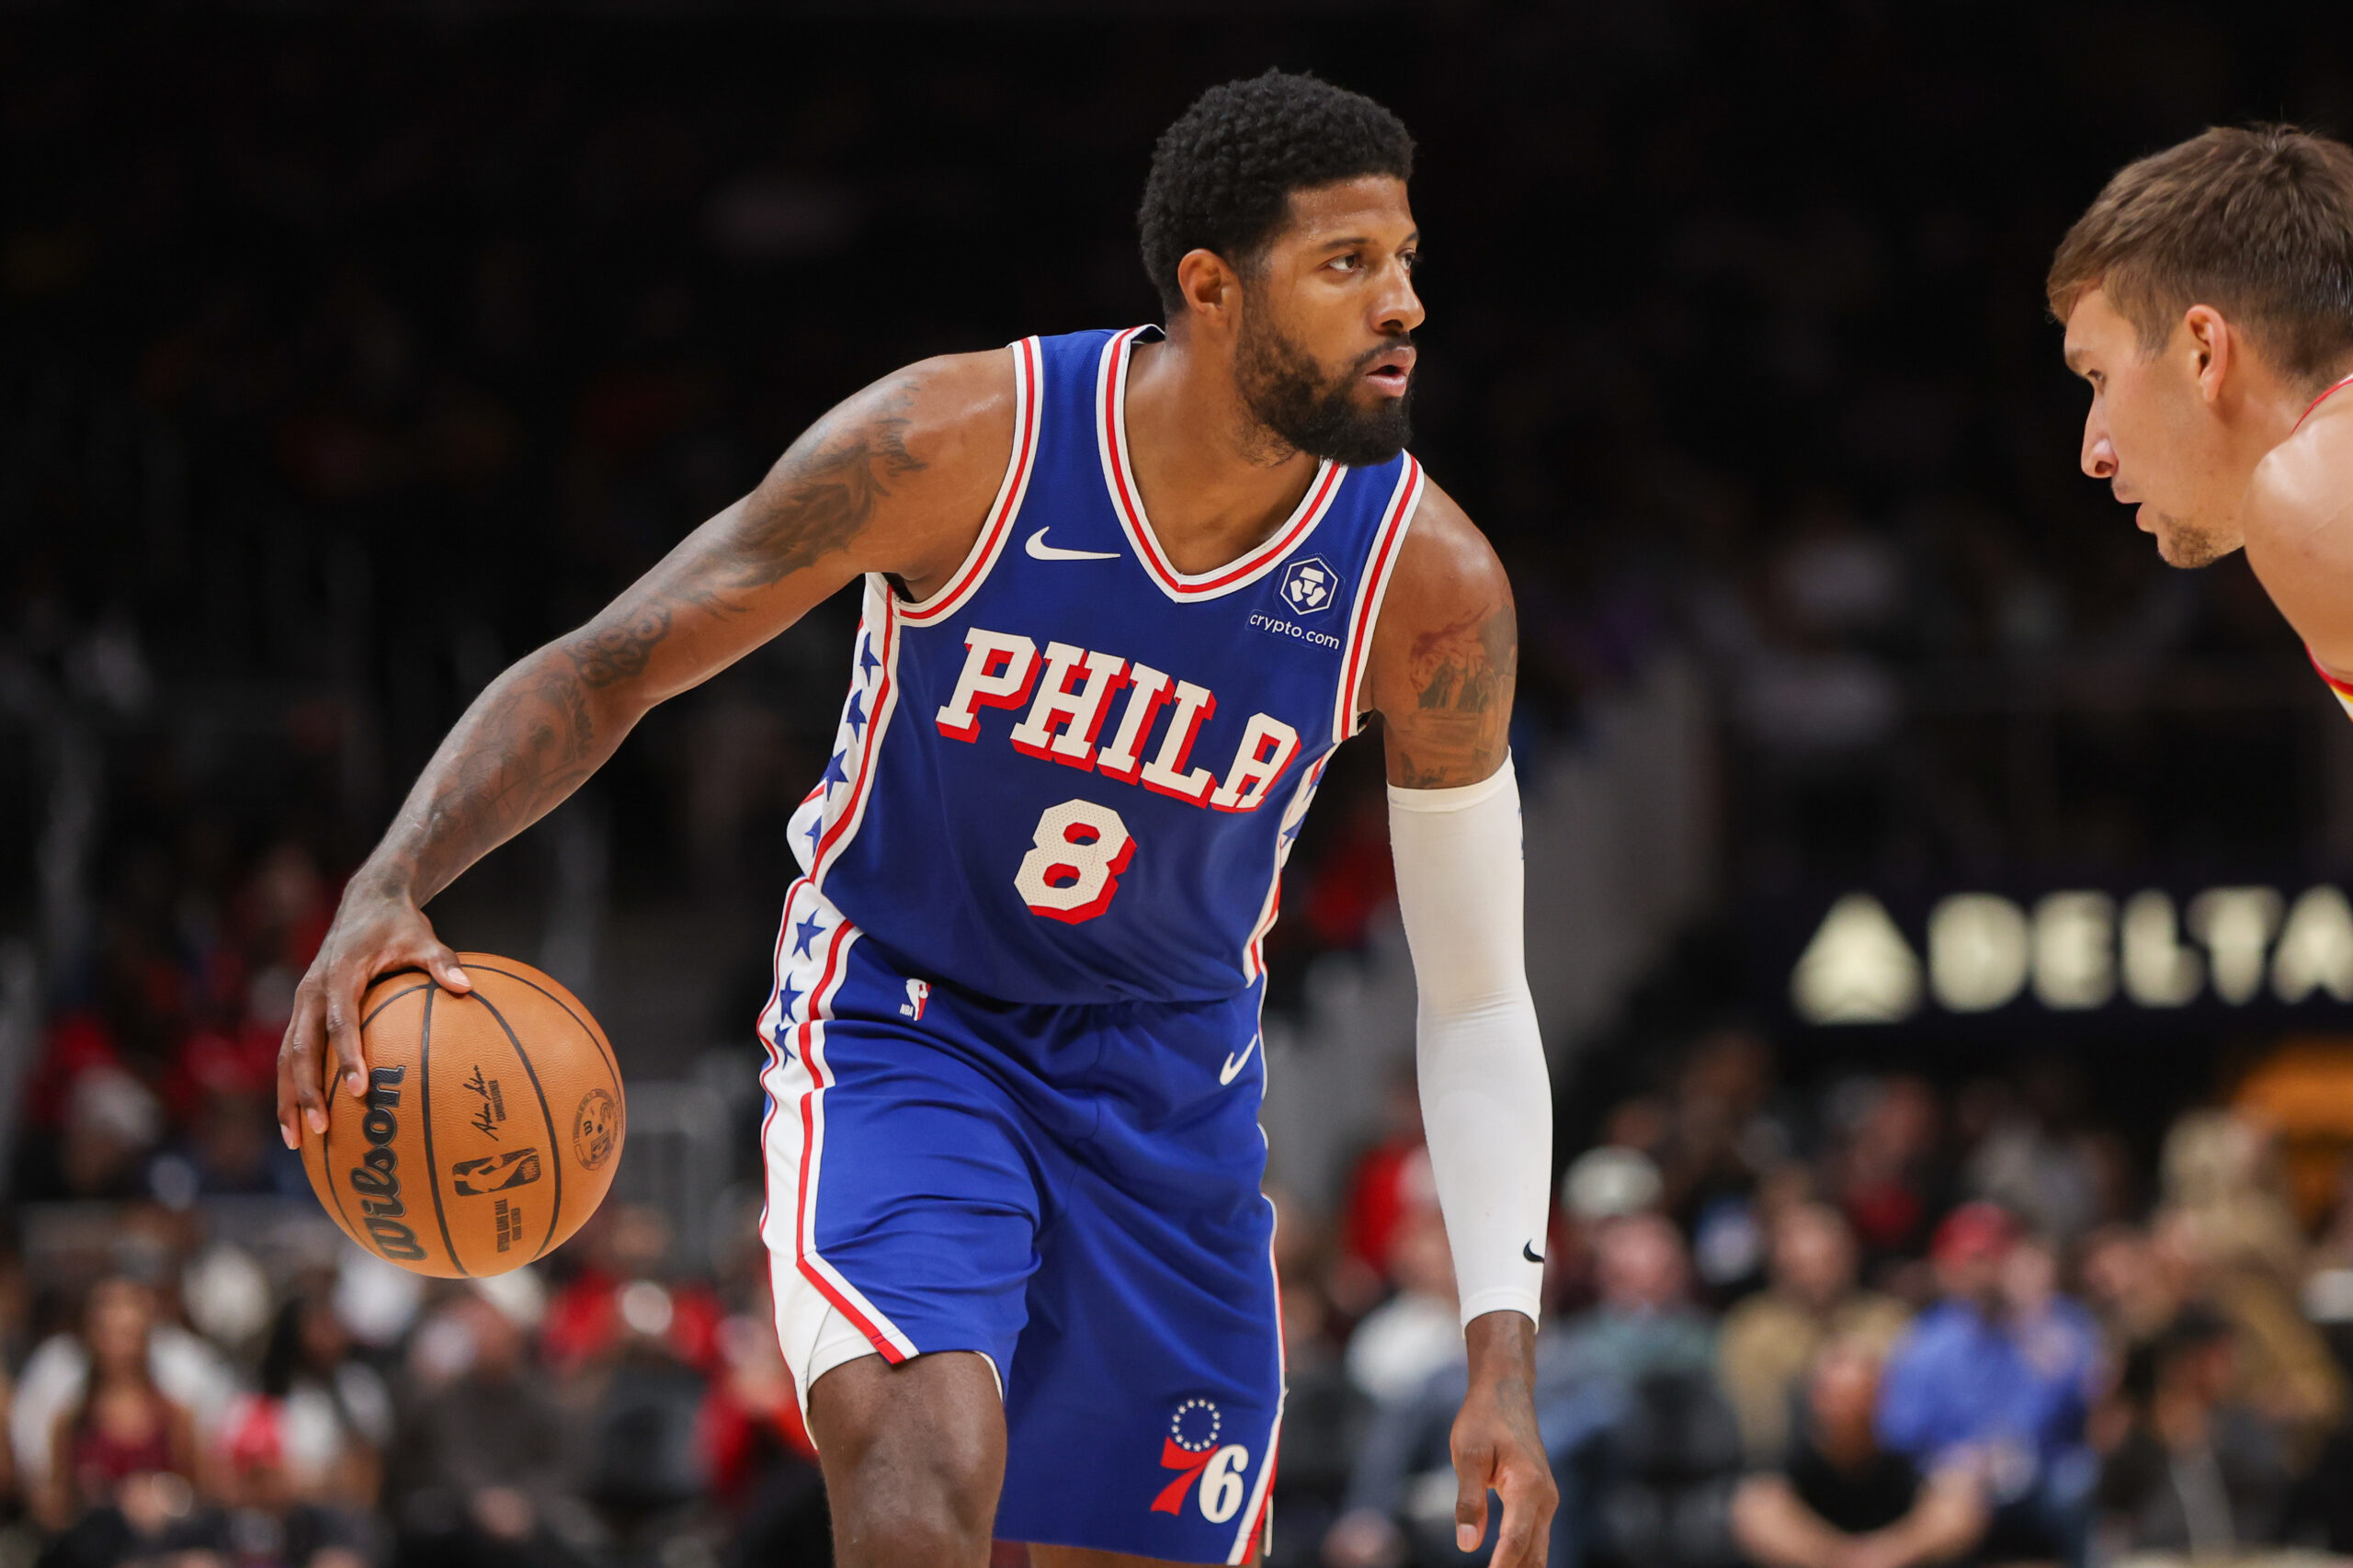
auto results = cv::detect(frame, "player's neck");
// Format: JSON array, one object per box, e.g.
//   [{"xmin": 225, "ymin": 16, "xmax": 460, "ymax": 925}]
[
  {"xmin": 1123, "ymin": 333, "xmax": 1324, "ymax": 576},
  {"xmin": 2230, "ymin": 358, "xmax": 2330, "ymax": 460}
]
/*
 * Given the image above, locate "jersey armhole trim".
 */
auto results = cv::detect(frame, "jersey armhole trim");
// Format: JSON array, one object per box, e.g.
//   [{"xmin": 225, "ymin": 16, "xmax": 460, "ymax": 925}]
[
  {"xmin": 1332, "ymin": 458, "xmax": 1425, "ymax": 747},
  {"xmin": 898, "ymin": 336, "xmax": 1041, "ymax": 625}
]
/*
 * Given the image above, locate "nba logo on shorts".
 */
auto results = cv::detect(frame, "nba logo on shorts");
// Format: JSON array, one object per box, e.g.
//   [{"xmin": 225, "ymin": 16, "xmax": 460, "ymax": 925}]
[
  {"xmin": 899, "ymin": 979, "xmax": 929, "ymax": 1021},
  {"xmin": 1279, "ymin": 557, "xmax": 1339, "ymax": 615}
]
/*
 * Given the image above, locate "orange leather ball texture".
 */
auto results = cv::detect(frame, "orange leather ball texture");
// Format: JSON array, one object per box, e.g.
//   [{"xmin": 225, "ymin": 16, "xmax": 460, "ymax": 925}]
[{"xmin": 301, "ymin": 954, "xmax": 625, "ymax": 1278}]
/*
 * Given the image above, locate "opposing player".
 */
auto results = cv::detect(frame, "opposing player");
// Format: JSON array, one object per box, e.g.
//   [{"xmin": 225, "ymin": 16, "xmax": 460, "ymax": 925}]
[
  {"xmin": 2052, "ymin": 125, "xmax": 2353, "ymax": 706},
  {"xmin": 275, "ymin": 73, "xmax": 1556, "ymax": 1567}
]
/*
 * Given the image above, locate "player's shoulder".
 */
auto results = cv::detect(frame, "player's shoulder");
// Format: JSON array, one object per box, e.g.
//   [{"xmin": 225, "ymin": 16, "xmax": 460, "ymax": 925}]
[
  {"xmin": 846, "ymin": 347, "xmax": 1019, "ymax": 483},
  {"xmin": 2250, "ymin": 386, "xmax": 2353, "ymax": 543},
  {"xmin": 1390, "ymin": 471, "xmax": 1513, "ymax": 619}
]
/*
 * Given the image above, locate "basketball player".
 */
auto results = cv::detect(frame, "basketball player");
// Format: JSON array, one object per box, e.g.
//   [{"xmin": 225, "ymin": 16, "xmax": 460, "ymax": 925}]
[
  {"xmin": 2052, "ymin": 125, "xmax": 2353, "ymax": 707},
  {"xmin": 275, "ymin": 73, "xmax": 1556, "ymax": 1567}
]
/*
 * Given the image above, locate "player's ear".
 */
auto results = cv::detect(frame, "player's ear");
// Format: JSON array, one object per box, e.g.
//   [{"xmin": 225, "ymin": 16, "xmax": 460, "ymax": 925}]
[
  {"xmin": 2183, "ymin": 304, "xmax": 2231, "ymax": 403},
  {"xmin": 1176, "ymin": 248, "xmax": 1239, "ymax": 330}
]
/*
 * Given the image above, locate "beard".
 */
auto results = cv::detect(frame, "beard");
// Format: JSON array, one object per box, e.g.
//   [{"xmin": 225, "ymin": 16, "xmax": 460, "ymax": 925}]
[
  {"xmin": 1233, "ymin": 308, "xmax": 1413, "ymax": 469},
  {"xmin": 2150, "ymin": 508, "xmax": 2237, "ymax": 568}
]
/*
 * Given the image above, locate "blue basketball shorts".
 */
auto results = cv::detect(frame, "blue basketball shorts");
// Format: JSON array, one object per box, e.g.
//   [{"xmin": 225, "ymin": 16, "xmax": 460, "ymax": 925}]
[{"xmin": 755, "ymin": 878, "xmax": 1283, "ymax": 1565}]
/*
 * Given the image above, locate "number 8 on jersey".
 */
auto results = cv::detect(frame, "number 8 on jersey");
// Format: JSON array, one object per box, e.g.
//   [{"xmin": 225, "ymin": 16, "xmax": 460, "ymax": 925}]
[{"xmin": 1015, "ymin": 800, "xmax": 1134, "ymax": 923}]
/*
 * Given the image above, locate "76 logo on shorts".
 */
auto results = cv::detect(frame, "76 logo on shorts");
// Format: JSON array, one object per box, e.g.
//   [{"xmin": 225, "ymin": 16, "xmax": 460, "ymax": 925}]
[{"xmin": 1151, "ymin": 1398, "xmax": 1252, "ymax": 1525}]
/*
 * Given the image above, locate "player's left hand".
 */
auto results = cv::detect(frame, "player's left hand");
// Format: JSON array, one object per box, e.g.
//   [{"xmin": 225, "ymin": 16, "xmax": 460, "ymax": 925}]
[{"xmin": 1450, "ymin": 1310, "xmax": 1556, "ymax": 1567}]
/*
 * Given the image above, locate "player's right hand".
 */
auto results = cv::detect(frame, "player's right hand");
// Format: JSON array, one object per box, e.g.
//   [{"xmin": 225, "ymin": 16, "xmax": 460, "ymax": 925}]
[{"xmin": 277, "ymin": 882, "xmax": 472, "ymax": 1149}]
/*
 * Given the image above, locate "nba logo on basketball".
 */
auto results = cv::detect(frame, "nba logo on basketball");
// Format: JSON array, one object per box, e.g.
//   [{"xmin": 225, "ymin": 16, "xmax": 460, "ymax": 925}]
[
  {"xmin": 899, "ymin": 979, "xmax": 930, "ymax": 1020},
  {"xmin": 1279, "ymin": 557, "xmax": 1339, "ymax": 615}
]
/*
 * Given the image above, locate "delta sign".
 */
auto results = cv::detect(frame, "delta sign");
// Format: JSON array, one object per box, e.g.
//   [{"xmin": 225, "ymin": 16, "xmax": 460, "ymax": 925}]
[{"xmin": 1784, "ymin": 881, "xmax": 2353, "ymax": 1028}]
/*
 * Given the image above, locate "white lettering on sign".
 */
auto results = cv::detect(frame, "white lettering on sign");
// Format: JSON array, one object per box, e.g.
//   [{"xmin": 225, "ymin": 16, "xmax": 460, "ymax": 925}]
[
  {"xmin": 1928, "ymin": 894, "xmax": 2029, "ymax": 1013},
  {"xmin": 2121, "ymin": 892, "xmax": 2202, "ymax": 1007},
  {"xmin": 2033, "ymin": 892, "xmax": 2116, "ymax": 1010},
  {"xmin": 1798, "ymin": 882, "xmax": 2353, "ymax": 1023},
  {"xmin": 2188, "ymin": 889, "xmax": 2283, "ymax": 1006},
  {"xmin": 2274, "ymin": 886, "xmax": 2353, "ymax": 1004},
  {"xmin": 1790, "ymin": 893, "xmax": 1921, "ymax": 1025}
]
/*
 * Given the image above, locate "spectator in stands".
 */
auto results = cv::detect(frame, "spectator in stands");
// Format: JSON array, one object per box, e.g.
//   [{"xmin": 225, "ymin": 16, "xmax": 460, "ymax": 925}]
[
  {"xmin": 13, "ymin": 1256, "xmax": 238, "ymax": 1507},
  {"xmin": 2095, "ymin": 1303, "xmax": 2290, "ymax": 1559},
  {"xmin": 2076, "ymin": 1222, "xmax": 2174, "ymax": 1358},
  {"xmin": 1571, "ymin": 1215, "xmax": 1741, "ymax": 1568},
  {"xmin": 35, "ymin": 1275, "xmax": 210, "ymax": 1558},
  {"xmin": 214, "ymin": 1392, "xmax": 376, "ymax": 1568},
  {"xmin": 1719, "ymin": 1202, "xmax": 1910, "ymax": 1464},
  {"xmin": 1826, "ymin": 1077, "xmax": 1948, "ymax": 1270},
  {"xmin": 2151, "ymin": 1201, "xmax": 2345, "ymax": 1460},
  {"xmin": 1344, "ymin": 1200, "xmax": 1462, "ymax": 1409},
  {"xmin": 540, "ymin": 1205, "xmax": 722, "ymax": 1381},
  {"xmin": 57, "ymin": 1067, "xmax": 164, "ymax": 1204},
  {"xmin": 1558, "ymin": 1212, "xmax": 1715, "ymax": 1385},
  {"xmin": 247, "ymin": 1287, "xmax": 392, "ymax": 1512},
  {"xmin": 1654, "ymin": 1030, "xmax": 1782, "ymax": 1232},
  {"xmin": 1877, "ymin": 1203, "xmax": 2097, "ymax": 1567},
  {"xmin": 1732, "ymin": 1337, "xmax": 1985, "ymax": 1568},
  {"xmin": 387, "ymin": 1291, "xmax": 586, "ymax": 1568},
  {"xmin": 1963, "ymin": 1062, "xmax": 2108, "ymax": 1246}
]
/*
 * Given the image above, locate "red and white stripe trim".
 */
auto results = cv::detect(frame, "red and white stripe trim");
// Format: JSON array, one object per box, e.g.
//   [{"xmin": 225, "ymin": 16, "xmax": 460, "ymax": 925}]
[
  {"xmin": 1331, "ymin": 459, "xmax": 1424, "ymax": 746},
  {"xmin": 758, "ymin": 881, "xmax": 919, "ymax": 1366},
  {"xmin": 902, "ymin": 336, "xmax": 1043, "ymax": 625},
  {"xmin": 811, "ymin": 582, "xmax": 903, "ymax": 887},
  {"xmin": 1229, "ymin": 1209, "xmax": 1286, "ymax": 1563},
  {"xmin": 2314, "ymin": 646, "xmax": 2353, "ymax": 699},
  {"xmin": 2295, "ymin": 369, "xmax": 2353, "ymax": 433},
  {"xmin": 1097, "ymin": 326, "xmax": 1347, "ymax": 601},
  {"xmin": 1239, "ymin": 753, "xmax": 1330, "ymax": 985}
]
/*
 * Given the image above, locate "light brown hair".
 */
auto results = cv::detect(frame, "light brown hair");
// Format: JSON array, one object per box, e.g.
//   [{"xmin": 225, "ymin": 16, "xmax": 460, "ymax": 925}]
[{"xmin": 2048, "ymin": 124, "xmax": 2353, "ymax": 384}]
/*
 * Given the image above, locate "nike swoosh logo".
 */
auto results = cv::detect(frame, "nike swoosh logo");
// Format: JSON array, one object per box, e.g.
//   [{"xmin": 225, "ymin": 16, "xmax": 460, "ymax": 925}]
[
  {"xmin": 1026, "ymin": 527, "xmax": 1120, "ymax": 562},
  {"xmin": 1219, "ymin": 1035, "xmax": 1260, "ymax": 1085},
  {"xmin": 1523, "ymin": 1242, "xmax": 1545, "ymax": 1265}
]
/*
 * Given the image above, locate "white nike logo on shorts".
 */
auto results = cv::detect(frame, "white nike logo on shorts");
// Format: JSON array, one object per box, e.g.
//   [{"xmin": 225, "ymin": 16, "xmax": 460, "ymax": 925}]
[
  {"xmin": 1219, "ymin": 1035, "xmax": 1260, "ymax": 1085},
  {"xmin": 1025, "ymin": 527, "xmax": 1119, "ymax": 562}
]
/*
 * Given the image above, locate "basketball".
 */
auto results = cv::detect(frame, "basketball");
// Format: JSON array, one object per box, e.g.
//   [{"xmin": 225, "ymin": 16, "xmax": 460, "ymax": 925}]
[{"xmin": 300, "ymin": 954, "xmax": 626, "ymax": 1278}]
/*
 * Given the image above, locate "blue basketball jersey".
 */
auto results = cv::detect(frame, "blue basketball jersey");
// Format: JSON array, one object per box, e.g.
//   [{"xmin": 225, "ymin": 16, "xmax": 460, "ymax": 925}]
[{"xmin": 786, "ymin": 325, "xmax": 1422, "ymax": 1006}]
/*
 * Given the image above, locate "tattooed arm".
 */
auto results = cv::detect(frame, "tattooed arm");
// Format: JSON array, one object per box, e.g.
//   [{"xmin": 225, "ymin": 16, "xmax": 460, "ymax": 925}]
[
  {"xmin": 1363, "ymin": 483, "xmax": 1555, "ymax": 1568},
  {"xmin": 278, "ymin": 351, "xmax": 1016, "ymax": 1147},
  {"xmin": 1364, "ymin": 479, "xmax": 1518, "ymax": 788}
]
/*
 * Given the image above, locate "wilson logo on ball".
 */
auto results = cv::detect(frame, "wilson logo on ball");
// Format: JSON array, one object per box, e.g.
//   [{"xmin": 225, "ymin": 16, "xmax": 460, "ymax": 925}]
[
  {"xmin": 347, "ymin": 1066, "xmax": 426, "ymax": 1262},
  {"xmin": 450, "ymin": 1147, "xmax": 543, "ymax": 1195}
]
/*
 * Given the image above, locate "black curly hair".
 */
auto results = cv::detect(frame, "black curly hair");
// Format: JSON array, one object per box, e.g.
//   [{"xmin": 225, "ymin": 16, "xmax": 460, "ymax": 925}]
[{"xmin": 1138, "ymin": 71, "xmax": 1415, "ymax": 315}]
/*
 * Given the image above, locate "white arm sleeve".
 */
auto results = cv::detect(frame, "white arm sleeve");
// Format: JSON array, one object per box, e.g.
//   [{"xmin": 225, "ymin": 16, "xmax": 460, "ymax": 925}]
[{"xmin": 1388, "ymin": 755, "xmax": 1552, "ymax": 1327}]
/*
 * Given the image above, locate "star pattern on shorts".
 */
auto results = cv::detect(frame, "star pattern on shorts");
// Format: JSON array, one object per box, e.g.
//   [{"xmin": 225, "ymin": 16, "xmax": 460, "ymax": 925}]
[
  {"xmin": 858, "ymin": 637, "xmax": 881, "ymax": 681},
  {"xmin": 820, "ymin": 750, "xmax": 850, "ymax": 793},
  {"xmin": 845, "ymin": 690, "xmax": 868, "ymax": 738},
  {"xmin": 777, "ymin": 972, "xmax": 803, "ymax": 1019},
  {"xmin": 803, "ymin": 814, "xmax": 824, "ymax": 856},
  {"xmin": 793, "ymin": 910, "xmax": 826, "ymax": 959}
]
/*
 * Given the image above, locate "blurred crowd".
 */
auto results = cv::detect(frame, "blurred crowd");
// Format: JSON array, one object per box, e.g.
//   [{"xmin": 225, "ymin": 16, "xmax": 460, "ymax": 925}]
[
  {"xmin": 0, "ymin": 1191, "xmax": 833, "ymax": 1568},
  {"xmin": 9, "ymin": 1018, "xmax": 2353, "ymax": 1568},
  {"xmin": 1280, "ymin": 1034, "xmax": 2353, "ymax": 1568}
]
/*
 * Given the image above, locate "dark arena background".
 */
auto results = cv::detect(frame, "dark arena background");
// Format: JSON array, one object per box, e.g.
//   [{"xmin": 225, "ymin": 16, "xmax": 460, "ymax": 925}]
[{"xmin": 8, "ymin": 4, "xmax": 2353, "ymax": 1566}]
